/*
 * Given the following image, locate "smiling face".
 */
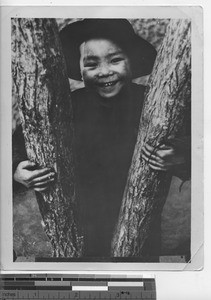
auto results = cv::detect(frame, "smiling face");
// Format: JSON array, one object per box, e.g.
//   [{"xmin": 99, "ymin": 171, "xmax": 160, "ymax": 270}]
[{"xmin": 79, "ymin": 38, "xmax": 132, "ymax": 99}]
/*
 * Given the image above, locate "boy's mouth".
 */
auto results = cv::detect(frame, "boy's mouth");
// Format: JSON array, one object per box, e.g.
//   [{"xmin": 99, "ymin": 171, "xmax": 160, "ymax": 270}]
[{"xmin": 98, "ymin": 81, "xmax": 118, "ymax": 88}]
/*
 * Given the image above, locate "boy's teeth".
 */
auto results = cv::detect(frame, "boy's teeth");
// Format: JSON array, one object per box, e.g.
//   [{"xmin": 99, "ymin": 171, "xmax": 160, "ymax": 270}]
[{"xmin": 103, "ymin": 82, "xmax": 115, "ymax": 87}]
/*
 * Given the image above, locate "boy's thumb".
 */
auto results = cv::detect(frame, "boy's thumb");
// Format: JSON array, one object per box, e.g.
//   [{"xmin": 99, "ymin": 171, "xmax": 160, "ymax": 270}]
[{"xmin": 21, "ymin": 160, "xmax": 36, "ymax": 169}]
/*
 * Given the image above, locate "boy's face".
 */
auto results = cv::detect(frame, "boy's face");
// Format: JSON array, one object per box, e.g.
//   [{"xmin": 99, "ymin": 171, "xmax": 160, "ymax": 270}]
[{"xmin": 79, "ymin": 38, "xmax": 132, "ymax": 99}]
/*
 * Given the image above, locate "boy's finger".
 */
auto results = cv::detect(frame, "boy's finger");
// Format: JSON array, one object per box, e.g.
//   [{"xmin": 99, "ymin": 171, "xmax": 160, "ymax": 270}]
[
  {"xmin": 144, "ymin": 143, "xmax": 155, "ymax": 152},
  {"xmin": 149, "ymin": 163, "xmax": 168, "ymax": 171},
  {"xmin": 147, "ymin": 158, "xmax": 166, "ymax": 169},
  {"xmin": 143, "ymin": 144, "xmax": 161, "ymax": 158},
  {"xmin": 145, "ymin": 143, "xmax": 174, "ymax": 159},
  {"xmin": 34, "ymin": 186, "xmax": 49, "ymax": 192},
  {"xmin": 145, "ymin": 143, "xmax": 172, "ymax": 151},
  {"xmin": 142, "ymin": 153, "xmax": 150, "ymax": 162},
  {"xmin": 32, "ymin": 172, "xmax": 55, "ymax": 184},
  {"xmin": 142, "ymin": 146, "xmax": 153, "ymax": 158},
  {"xmin": 20, "ymin": 160, "xmax": 36, "ymax": 169},
  {"xmin": 33, "ymin": 178, "xmax": 55, "ymax": 187},
  {"xmin": 156, "ymin": 148, "xmax": 174, "ymax": 159},
  {"xmin": 142, "ymin": 148, "xmax": 165, "ymax": 164},
  {"xmin": 158, "ymin": 143, "xmax": 173, "ymax": 150},
  {"xmin": 141, "ymin": 152, "xmax": 151, "ymax": 162},
  {"xmin": 142, "ymin": 151, "xmax": 157, "ymax": 162},
  {"xmin": 142, "ymin": 153, "xmax": 164, "ymax": 168},
  {"xmin": 154, "ymin": 155, "xmax": 165, "ymax": 164},
  {"xmin": 30, "ymin": 168, "xmax": 53, "ymax": 180}
]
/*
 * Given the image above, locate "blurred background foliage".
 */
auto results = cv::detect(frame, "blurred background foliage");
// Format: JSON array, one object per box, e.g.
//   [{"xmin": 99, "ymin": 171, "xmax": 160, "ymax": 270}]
[{"xmin": 13, "ymin": 19, "xmax": 190, "ymax": 261}]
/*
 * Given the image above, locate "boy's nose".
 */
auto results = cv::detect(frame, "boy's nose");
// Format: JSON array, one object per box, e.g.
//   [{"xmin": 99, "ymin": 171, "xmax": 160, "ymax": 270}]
[{"xmin": 98, "ymin": 63, "xmax": 113, "ymax": 77}]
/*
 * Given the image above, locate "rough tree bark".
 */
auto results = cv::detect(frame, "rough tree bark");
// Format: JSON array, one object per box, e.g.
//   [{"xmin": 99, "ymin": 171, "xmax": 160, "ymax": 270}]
[
  {"xmin": 11, "ymin": 18, "xmax": 83, "ymax": 257},
  {"xmin": 111, "ymin": 19, "xmax": 191, "ymax": 257}
]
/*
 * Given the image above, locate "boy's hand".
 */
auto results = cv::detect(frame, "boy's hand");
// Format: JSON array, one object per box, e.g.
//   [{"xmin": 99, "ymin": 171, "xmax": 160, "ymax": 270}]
[
  {"xmin": 141, "ymin": 143, "xmax": 185, "ymax": 172},
  {"xmin": 14, "ymin": 160, "xmax": 55, "ymax": 192}
]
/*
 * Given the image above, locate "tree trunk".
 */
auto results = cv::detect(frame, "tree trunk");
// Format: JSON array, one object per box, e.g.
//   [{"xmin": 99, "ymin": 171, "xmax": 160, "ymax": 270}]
[
  {"xmin": 111, "ymin": 19, "xmax": 191, "ymax": 257},
  {"xmin": 11, "ymin": 18, "xmax": 83, "ymax": 257}
]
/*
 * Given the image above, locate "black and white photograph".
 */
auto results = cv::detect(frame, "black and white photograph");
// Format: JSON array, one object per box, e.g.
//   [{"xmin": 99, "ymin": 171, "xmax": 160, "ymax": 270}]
[
  {"xmin": 0, "ymin": 3, "xmax": 208, "ymax": 299},
  {"xmin": 0, "ymin": 5, "xmax": 203, "ymax": 272},
  {"xmin": 11, "ymin": 16, "xmax": 192, "ymax": 263}
]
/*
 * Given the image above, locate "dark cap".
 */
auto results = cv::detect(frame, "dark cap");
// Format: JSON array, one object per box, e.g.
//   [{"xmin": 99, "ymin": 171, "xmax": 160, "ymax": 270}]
[{"xmin": 60, "ymin": 19, "xmax": 157, "ymax": 80}]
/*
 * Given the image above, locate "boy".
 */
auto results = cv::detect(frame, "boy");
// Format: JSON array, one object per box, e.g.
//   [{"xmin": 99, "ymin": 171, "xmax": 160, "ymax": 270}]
[{"xmin": 13, "ymin": 19, "xmax": 190, "ymax": 258}]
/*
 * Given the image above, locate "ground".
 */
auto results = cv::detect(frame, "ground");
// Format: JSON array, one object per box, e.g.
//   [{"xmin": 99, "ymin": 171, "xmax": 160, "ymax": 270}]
[{"xmin": 13, "ymin": 176, "xmax": 191, "ymax": 261}]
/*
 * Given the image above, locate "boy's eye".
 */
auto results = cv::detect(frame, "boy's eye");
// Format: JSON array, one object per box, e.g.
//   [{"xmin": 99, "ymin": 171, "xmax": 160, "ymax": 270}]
[
  {"xmin": 111, "ymin": 57, "xmax": 124, "ymax": 63},
  {"xmin": 84, "ymin": 62, "xmax": 98, "ymax": 68}
]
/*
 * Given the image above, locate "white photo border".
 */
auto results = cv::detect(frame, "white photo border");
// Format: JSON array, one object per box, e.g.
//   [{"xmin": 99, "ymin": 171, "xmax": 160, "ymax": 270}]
[{"xmin": 0, "ymin": 5, "xmax": 203, "ymax": 271}]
